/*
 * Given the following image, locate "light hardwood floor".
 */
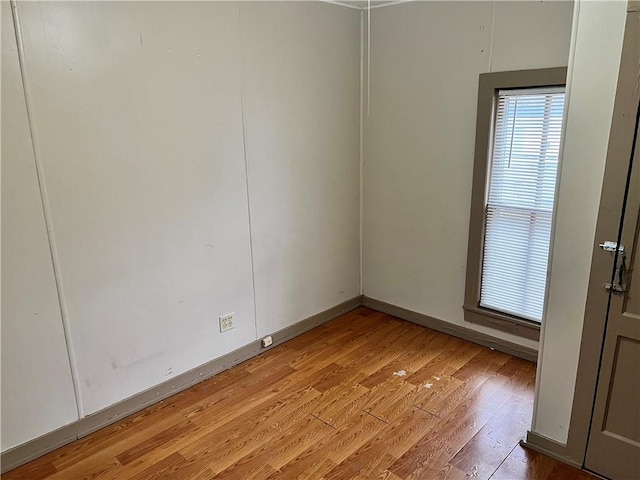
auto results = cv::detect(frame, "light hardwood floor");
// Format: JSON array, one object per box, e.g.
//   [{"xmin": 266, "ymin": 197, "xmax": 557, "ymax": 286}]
[{"xmin": 3, "ymin": 308, "xmax": 596, "ymax": 480}]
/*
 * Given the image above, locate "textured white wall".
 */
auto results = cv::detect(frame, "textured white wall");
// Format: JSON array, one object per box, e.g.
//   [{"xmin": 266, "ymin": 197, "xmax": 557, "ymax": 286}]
[
  {"xmin": 239, "ymin": 2, "xmax": 361, "ymax": 337},
  {"xmin": 16, "ymin": 1, "xmax": 257, "ymax": 416},
  {"xmin": 3, "ymin": 0, "xmax": 598, "ymax": 453},
  {"xmin": 363, "ymin": 1, "xmax": 574, "ymax": 349},
  {"xmin": 533, "ymin": 0, "xmax": 627, "ymax": 444},
  {"xmin": 2, "ymin": 1, "xmax": 360, "ymax": 450},
  {"xmin": 1, "ymin": 2, "xmax": 79, "ymax": 450}
]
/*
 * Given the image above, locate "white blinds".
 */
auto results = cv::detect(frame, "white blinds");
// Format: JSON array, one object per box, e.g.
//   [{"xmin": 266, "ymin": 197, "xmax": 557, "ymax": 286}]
[{"xmin": 480, "ymin": 88, "xmax": 565, "ymax": 322}]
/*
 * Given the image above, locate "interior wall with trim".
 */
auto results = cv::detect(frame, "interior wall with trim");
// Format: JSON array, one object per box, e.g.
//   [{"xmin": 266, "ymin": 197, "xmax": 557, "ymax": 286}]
[
  {"xmin": 239, "ymin": 2, "xmax": 361, "ymax": 337},
  {"xmin": 1, "ymin": 1, "xmax": 360, "ymax": 451},
  {"xmin": 3, "ymin": 0, "xmax": 611, "ymax": 456},
  {"xmin": 1, "ymin": 2, "xmax": 79, "ymax": 450},
  {"xmin": 362, "ymin": 0, "xmax": 574, "ymax": 350}
]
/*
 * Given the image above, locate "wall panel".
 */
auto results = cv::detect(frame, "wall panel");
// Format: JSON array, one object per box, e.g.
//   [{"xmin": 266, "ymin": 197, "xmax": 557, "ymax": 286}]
[
  {"xmin": 1, "ymin": 1, "xmax": 79, "ymax": 450},
  {"xmin": 240, "ymin": 2, "xmax": 361, "ymax": 336},
  {"xmin": 16, "ymin": 1, "xmax": 256, "ymax": 415},
  {"xmin": 363, "ymin": 0, "xmax": 573, "ymax": 350}
]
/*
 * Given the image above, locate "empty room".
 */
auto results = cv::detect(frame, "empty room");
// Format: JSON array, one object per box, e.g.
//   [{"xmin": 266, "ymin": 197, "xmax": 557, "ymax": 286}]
[{"xmin": 2, "ymin": 0, "xmax": 638, "ymax": 479}]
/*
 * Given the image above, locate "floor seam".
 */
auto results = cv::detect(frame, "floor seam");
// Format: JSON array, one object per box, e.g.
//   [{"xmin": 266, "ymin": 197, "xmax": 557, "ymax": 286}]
[
  {"xmin": 487, "ymin": 442, "xmax": 518, "ymax": 479},
  {"xmin": 311, "ymin": 414, "xmax": 337, "ymax": 430},
  {"xmin": 361, "ymin": 410, "xmax": 389, "ymax": 424},
  {"xmin": 413, "ymin": 404, "xmax": 442, "ymax": 419}
]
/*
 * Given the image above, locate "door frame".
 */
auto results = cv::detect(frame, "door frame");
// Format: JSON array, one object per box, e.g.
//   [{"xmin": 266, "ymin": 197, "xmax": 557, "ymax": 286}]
[{"xmin": 564, "ymin": 4, "xmax": 640, "ymax": 467}]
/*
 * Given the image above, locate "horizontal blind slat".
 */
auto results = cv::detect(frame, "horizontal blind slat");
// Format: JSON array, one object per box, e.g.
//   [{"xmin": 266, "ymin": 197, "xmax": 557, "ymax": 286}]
[{"xmin": 479, "ymin": 89, "xmax": 564, "ymax": 322}]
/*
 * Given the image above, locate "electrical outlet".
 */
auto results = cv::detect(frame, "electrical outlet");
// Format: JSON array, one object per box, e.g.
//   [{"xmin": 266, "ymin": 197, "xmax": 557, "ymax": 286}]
[
  {"xmin": 219, "ymin": 313, "xmax": 235, "ymax": 333},
  {"xmin": 262, "ymin": 335, "xmax": 273, "ymax": 348}
]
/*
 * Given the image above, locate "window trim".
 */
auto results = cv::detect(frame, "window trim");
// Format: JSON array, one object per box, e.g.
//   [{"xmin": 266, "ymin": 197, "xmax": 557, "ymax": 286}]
[{"xmin": 464, "ymin": 67, "xmax": 567, "ymax": 341}]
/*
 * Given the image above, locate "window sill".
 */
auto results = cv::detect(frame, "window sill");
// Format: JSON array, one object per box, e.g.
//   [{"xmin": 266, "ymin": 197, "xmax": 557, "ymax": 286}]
[{"xmin": 463, "ymin": 305, "xmax": 541, "ymax": 341}]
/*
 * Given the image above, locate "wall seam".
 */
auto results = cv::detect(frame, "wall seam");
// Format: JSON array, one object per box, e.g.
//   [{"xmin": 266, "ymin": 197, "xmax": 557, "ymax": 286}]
[
  {"xmin": 359, "ymin": 10, "xmax": 364, "ymax": 295},
  {"xmin": 488, "ymin": 1, "xmax": 496, "ymax": 72},
  {"xmin": 367, "ymin": 0, "xmax": 371, "ymax": 115},
  {"xmin": 235, "ymin": 2, "xmax": 259, "ymax": 341},
  {"xmin": 10, "ymin": 0, "xmax": 84, "ymax": 418}
]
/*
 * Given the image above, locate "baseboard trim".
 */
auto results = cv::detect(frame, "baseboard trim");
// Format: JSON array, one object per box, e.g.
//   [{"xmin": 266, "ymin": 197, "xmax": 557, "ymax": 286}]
[
  {"xmin": 522, "ymin": 431, "xmax": 583, "ymax": 469},
  {"xmin": 0, "ymin": 296, "xmax": 363, "ymax": 474},
  {"xmin": 362, "ymin": 296, "xmax": 538, "ymax": 362}
]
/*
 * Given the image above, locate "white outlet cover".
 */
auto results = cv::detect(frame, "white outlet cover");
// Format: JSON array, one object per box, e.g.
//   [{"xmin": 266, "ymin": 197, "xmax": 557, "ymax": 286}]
[{"xmin": 219, "ymin": 313, "xmax": 235, "ymax": 333}]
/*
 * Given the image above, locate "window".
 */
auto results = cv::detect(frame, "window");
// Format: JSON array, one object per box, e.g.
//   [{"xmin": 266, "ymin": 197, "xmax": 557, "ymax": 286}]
[
  {"xmin": 464, "ymin": 68, "xmax": 567, "ymax": 339},
  {"xmin": 482, "ymin": 88, "xmax": 565, "ymax": 321}
]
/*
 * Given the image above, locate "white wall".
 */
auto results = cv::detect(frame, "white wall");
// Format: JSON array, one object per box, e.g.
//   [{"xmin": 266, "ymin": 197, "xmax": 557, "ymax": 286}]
[
  {"xmin": 1, "ymin": 2, "xmax": 79, "ymax": 450},
  {"xmin": 3, "ymin": 0, "xmax": 608, "ymax": 454},
  {"xmin": 16, "ymin": 1, "xmax": 257, "ymax": 417},
  {"xmin": 363, "ymin": 1, "xmax": 574, "ymax": 349},
  {"xmin": 239, "ymin": 2, "xmax": 361, "ymax": 336},
  {"xmin": 532, "ymin": 0, "xmax": 627, "ymax": 444},
  {"xmin": 1, "ymin": 1, "xmax": 360, "ymax": 450}
]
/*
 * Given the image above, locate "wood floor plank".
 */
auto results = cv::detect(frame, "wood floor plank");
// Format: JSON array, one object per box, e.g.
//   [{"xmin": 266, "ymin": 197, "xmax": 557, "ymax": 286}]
[
  {"xmin": 176, "ymin": 388, "xmax": 324, "ymax": 475},
  {"xmin": 324, "ymin": 447, "xmax": 397, "ymax": 480},
  {"xmin": 242, "ymin": 343, "xmax": 297, "ymax": 374},
  {"xmin": 490, "ymin": 445, "xmax": 598, "ymax": 480},
  {"xmin": 359, "ymin": 328, "xmax": 442, "ymax": 389},
  {"xmin": 362, "ymin": 379, "xmax": 419, "ymax": 424},
  {"xmin": 314, "ymin": 412, "xmax": 386, "ymax": 465},
  {"xmin": 433, "ymin": 463, "xmax": 469, "ymax": 480},
  {"xmin": 452, "ymin": 347, "xmax": 512, "ymax": 381},
  {"xmin": 45, "ymin": 453, "xmax": 120, "ymax": 480},
  {"xmin": 267, "ymin": 411, "xmax": 385, "ymax": 479},
  {"xmin": 46, "ymin": 382, "xmax": 208, "ymax": 471},
  {"xmin": 326, "ymin": 405, "xmax": 438, "ymax": 474},
  {"xmin": 213, "ymin": 415, "xmax": 334, "ymax": 478},
  {"xmin": 285, "ymin": 313, "xmax": 389, "ymax": 365},
  {"xmin": 310, "ymin": 362, "xmax": 368, "ymax": 393},
  {"xmin": 412, "ymin": 372, "xmax": 464, "ymax": 416},
  {"xmin": 48, "ymin": 411, "xmax": 191, "ymax": 479},
  {"xmin": 130, "ymin": 452, "xmax": 187, "ymax": 480},
  {"xmin": 417, "ymin": 362, "xmax": 513, "ymax": 421},
  {"xmin": 287, "ymin": 308, "xmax": 380, "ymax": 348},
  {"xmin": 379, "ymin": 470, "xmax": 405, "ymax": 480},
  {"xmin": 271, "ymin": 457, "xmax": 337, "ymax": 480},
  {"xmin": 490, "ymin": 444, "xmax": 557, "ymax": 480},
  {"xmin": 448, "ymin": 395, "xmax": 533, "ymax": 479},
  {"xmin": 389, "ymin": 400, "xmax": 495, "ymax": 479},
  {"xmin": 335, "ymin": 321, "xmax": 417, "ymax": 376},
  {"xmin": 0, "ymin": 460, "xmax": 57, "ymax": 480},
  {"xmin": 183, "ymin": 364, "xmax": 297, "ymax": 425},
  {"xmin": 3, "ymin": 308, "xmax": 594, "ymax": 480},
  {"xmin": 406, "ymin": 336, "xmax": 482, "ymax": 386},
  {"xmin": 115, "ymin": 419, "xmax": 197, "ymax": 466},
  {"xmin": 115, "ymin": 387, "xmax": 323, "ymax": 479},
  {"xmin": 374, "ymin": 407, "xmax": 440, "ymax": 459},
  {"xmin": 495, "ymin": 356, "xmax": 538, "ymax": 399},
  {"xmin": 311, "ymin": 384, "xmax": 372, "ymax": 428}
]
